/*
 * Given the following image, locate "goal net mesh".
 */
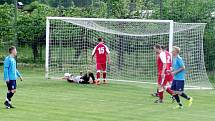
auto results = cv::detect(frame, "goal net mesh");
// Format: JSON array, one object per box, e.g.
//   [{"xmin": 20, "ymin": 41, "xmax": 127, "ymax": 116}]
[{"xmin": 46, "ymin": 18, "xmax": 213, "ymax": 89}]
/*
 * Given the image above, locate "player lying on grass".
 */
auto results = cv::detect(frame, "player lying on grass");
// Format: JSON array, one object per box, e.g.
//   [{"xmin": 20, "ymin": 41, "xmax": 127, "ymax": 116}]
[
  {"xmin": 92, "ymin": 37, "xmax": 111, "ymax": 85},
  {"xmin": 4, "ymin": 46, "xmax": 23, "ymax": 109},
  {"xmin": 169, "ymin": 46, "xmax": 193, "ymax": 109},
  {"xmin": 63, "ymin": 70, "xmax": 95, "ymax": 84},
  {"xmin": 153, "ymin": 44, "xmax": 174, "ymax": 103}
]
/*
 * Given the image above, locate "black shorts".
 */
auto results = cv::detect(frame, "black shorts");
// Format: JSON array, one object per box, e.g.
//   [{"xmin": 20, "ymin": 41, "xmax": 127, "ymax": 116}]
[
  {"xmin": 7, "ymin": 80, "xmax": 17, "ymax": 90},
  {"xmin": 171, "ymin": 80, "xmax": 184, "ymax": 91}
]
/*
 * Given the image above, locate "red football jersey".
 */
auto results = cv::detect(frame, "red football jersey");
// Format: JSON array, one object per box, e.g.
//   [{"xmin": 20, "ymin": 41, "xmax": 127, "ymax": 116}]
[
  {"xmin": 165, "ymin": 50, "xmax": 172, "ymax": 71},
  {"xmin": 92, "ymin": 42, "xmax": 110, "ymax": 64},
  {"xmin": 157, "ymin": 51, "xmax": 172, "ymax": 75},
  {"xmin": 157, "ymin": 51, "xmax": 166, "ymax": 75}
]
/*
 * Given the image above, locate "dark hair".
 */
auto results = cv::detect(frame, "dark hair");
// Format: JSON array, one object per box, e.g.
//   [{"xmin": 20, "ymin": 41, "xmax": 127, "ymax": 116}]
[
  {"xmin": 9, "ymin": 46, "xmax": 16, "ymax": 54},
  {"xmin": 161, "ymin": 45, "xmax": 165, "ymax": 50},
  {"xmin": 98, "ymin": 37, "xmax": 103, "ymax": 42},
  {"xmin": 154, "ymin": 44, "xmax": 161, "ymax": 49}
]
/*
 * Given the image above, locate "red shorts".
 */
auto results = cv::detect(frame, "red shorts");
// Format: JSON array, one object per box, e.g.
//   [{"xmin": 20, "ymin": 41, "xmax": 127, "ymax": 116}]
[
  {"xmin": 157, "ymin": 74, "xmax": 173, "ymax": 86},
  {"xmin": 96, "ymin": 63, "xmax": 106, "ymax": 71}
]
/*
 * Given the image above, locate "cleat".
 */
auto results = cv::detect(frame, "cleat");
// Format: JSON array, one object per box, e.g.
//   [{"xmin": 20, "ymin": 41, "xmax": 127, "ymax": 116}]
[
  {"xmin": 95, "ymin": 80, "xmax": 100, "ymax": 85},
  {"xmin": 154, "ymin": 99, "xmax": 163, "ymax": 103},
  {"xmin": 151, "ymin": 93, "xmax": 158, "ymax": 97},
  {"xmin": 171, "ymin": 96, "xmax": 176, "ymax": 103},
  {"xmin": 173, "ymin": 105, "xmax": 183, "ymax": 109},
  {"xmin": 103, "ymin": 80, "xmax": 108, "ymax": 84},
  {"xmin": 9, "ymin": 103, "xmax": 15, "ymax": 108},
  {"xmin": 4, "ymin": 101, "xmax": 10, "ymax": 109},
  {"xmin": 188, "ymin": 97, "xmax": 193, "ymax": 107}
]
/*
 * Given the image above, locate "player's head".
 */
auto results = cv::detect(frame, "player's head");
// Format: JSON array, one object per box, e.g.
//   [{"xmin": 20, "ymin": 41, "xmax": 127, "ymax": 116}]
[
  {"xmin": 172, "ymin": 46, "xmax": 180, "ymax": 56},
  {"xmin": 161, "ymin": 45, "xmax": 169, "ymax": 51},
  {"xmin": 153, "ymin": 44, "xmax": 162, "ymax": 53},
  {"xmin": 86, "ymin": 70, "xmax": 92, "ymax": 77},
  {"xmin": 9, "ymin": 46, "xmax": 17, "ymax": 56},
  {"xmin": 80, "ymin": 71, "xmax": 83, "ymax": 76},
  {"xmin": 161, "ymin": 45, "xmax": 165, "ymax": 50},
  {"xmin": 98, "ymin": 37, "xmax": 104, "ymax": 43}
]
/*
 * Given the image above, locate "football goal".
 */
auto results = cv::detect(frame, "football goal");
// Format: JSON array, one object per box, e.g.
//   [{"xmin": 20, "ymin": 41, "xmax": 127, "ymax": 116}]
[{"xmin": 46, "ymin": 17, "xmax": 213, "ymax": 89}]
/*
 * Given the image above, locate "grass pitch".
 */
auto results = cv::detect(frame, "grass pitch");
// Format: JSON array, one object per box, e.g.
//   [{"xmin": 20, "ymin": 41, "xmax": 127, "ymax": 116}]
[{"xmin": 0, "ymin": 68, "xmax": 215, "ymax": 121}]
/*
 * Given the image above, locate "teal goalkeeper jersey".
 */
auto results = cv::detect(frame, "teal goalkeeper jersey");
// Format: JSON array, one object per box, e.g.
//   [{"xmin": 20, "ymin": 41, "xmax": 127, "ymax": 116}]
[{"xmin": 4, "ymin": 55, "xmax": 21, "ymax": 81}]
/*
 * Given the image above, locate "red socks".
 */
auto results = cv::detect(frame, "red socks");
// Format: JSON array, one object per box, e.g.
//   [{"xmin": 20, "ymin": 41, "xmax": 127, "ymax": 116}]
[
  {"xmin": 166, "ymin": 87, "xmax": 174, "ymax": 95},
  {"xmin": 103, "ymin": 72, "xmax": 106, "ymax": 80},
  {"xmin": 96, "ymin": 72, "xmax": 100, "ymax": 80},
  {"xmin": 158, "ymin": 91, "xmax": 164, "ymax": 101}
]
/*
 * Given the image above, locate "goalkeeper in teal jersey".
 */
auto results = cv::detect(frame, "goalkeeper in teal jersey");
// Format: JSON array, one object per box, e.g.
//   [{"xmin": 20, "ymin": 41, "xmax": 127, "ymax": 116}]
[{"xmin": 3, "ymin": 46, "xmax": 23, "ymax": 109}]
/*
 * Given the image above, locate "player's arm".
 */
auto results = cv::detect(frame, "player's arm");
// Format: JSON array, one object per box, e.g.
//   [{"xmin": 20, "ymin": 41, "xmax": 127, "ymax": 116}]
[
  {"xmin": 91, "ymin": 46, "xmax": 96, "ymax": 63},
  {"xmin": 160, "ymin": 52, "xmax": 167, "ymax": 76},
  {"xmin": 172, "ymin": 59, "xmax": 185, "ymax": 75},
  {"xmin": 159, "ymin": 52, "xmax": 167, "ymax": 85},
  {"xmin": 105, "ymin": 45, "xmax": 111, "ymax": 64},
  {"xmin": 16, "ymin": 69, "xmax": 23, "ymax": 81},
  {"xmin": 107, "ymin": 53, "xmax": 111, "ymax": 64},
  {"xmin": 3, "ymin": 58, "xmax": 10, "ymax": 83}
]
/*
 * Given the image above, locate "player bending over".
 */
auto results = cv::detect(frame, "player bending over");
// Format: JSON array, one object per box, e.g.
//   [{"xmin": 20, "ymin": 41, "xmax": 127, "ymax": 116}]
[
  {"xmin": 153, "ymin": 44, "xmax": 174, "ymax": 103},
  {"xmin": 4, "ymin": 46, "xmax": 23, "ymax": 109},
  {"xmin": 170, "ymin": 46, "xmax": 193, "ymax": 109},
  {"xmin": 92, "ymin": 37, "xmax": 111, "ymax": 85},
  {"xmin": 63, "ymin": 70, "xmax": 95, "ymax": 84}
]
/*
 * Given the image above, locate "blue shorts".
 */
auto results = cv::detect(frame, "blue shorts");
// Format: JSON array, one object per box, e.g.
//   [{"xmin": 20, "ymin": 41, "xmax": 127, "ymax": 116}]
[
  {"xmin": 171, "ymin": 80, "xmax": 184, "ymax": 91},
  {"xmin": 7, "ymin": 80, "xmax": 17, "ymax": 90}
]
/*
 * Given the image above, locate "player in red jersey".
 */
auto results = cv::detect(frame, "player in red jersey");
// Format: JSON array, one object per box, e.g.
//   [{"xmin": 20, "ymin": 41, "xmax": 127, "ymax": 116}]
[
  {"xmin": 153, "ymin": 44, "xmax": 174, "ymax": 103},
  {"xmin": 92, "ymin": 37, "xmax": 111, "ymax": 85}
]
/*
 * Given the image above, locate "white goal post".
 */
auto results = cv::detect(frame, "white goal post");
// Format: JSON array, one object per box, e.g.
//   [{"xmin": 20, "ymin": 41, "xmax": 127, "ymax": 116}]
[{"xmin": 45, "ymin": 17, "xmax": 213, "ymax": 89}]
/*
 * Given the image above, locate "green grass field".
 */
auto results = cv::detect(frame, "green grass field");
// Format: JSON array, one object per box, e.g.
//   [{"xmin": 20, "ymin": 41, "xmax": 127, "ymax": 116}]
[{"xmin": 0, "ymin": 68, "xmax": 215, "ymax": 121}]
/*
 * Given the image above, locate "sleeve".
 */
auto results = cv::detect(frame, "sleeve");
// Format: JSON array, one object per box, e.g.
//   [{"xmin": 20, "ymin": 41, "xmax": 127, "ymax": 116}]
[
  {"xmin": 159, "ymin": 52, "xmax": 166, "ymax": 64},
  {"xmin": 105, "ymin": 45, "xmax": 110, "ymax": 54},
  {"xmin": 16, "ymin": 69, "xmax": 21, "ymax": 77},
  {"xmin": 4, "ymin": 58, "xmax": 10, "ymax": 81},
  {"xmin": 92, "ymin": 46, "xmax": 97, "ymax": 55}
]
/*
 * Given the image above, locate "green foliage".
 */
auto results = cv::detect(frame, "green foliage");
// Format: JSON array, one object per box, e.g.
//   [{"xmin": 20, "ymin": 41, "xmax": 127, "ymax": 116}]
[
  {"xmin": 0, "ymin": 3, "xmax": 14, "ymax": 44},
  {"xmin": 158, "ymin": 0, "xmax": 215, "ymax": 22},
  {"xmin": 17, "ymin": 1, "xmax": 58, "ymax": 42}
]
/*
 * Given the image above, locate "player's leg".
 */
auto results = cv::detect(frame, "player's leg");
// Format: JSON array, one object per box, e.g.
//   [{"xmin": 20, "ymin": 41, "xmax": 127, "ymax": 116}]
[
  {"xmin": 5, "ymin": 80, "xmax": 16, "ymax": 109},
  {"xmin": 177, "ymin": 81, "xmax": 193, "ymax": 107},
  {"xmin": 164, "ymin": 75, "xmax": 174, "ymax": 95},
  {"xmin": 102, "ymin": 63, "xmax": 108, "ymax": 84},
  {"xmin": 151, "ymin": 75, "xmax": 160, "ymax": 97},
  {"xmin": 89, "ymin": 72, "xmax": 96, "ymax": 83},
  {"xmin": 172, "ymin": 80, "xmax": 183, "ymax": 109},
  {"xmin": 155, "ymin": 75, "xmax": 164, "ymax": 103},
  {"xmin": 96, "ymin": 63, "xmax": 102, "ymax": 85}
]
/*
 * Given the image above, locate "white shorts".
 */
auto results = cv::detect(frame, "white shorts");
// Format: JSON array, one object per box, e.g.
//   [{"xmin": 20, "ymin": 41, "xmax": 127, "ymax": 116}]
[{"xmin": 72, "ymin": 76, "xmax": 83, "ymax": 83}]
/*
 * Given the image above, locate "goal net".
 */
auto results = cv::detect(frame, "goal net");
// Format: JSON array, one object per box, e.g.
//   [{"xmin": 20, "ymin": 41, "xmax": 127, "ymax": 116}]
[{"xmin": 46, "ymin": 17, "xmax": 213, "ymax": 89}]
